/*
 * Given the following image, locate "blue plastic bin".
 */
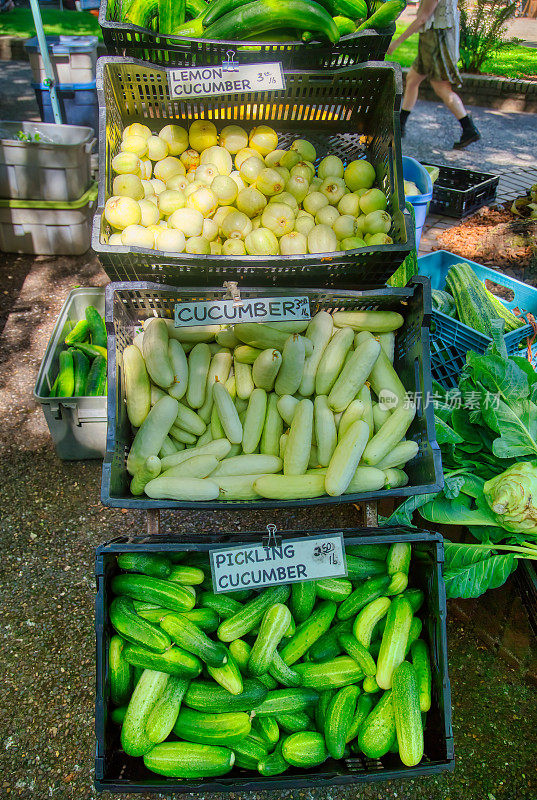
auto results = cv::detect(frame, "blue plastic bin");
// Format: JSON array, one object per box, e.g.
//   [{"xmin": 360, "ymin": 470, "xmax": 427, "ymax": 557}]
[
  {"xmin": 418, "ymin": 250, "xmax": 537, "ymax": 388},
  {"xmin": 402, "ymin": 156, "xmax": 433, "ymax": 249},
  {"xmin": 33, "ymin": 81, "xmax": 98, "ymax": 134}
]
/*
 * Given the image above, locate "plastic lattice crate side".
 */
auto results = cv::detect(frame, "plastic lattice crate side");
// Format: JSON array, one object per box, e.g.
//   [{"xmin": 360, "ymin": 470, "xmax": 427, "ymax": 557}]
[
  {"xmin": 98, "ymin": 0, "xmax": 395, "ymax": 69},
  {"xmin": 92, "ymin": 58, "xmax": 413, "ymax": 289},
  {"xmin": 418, "ymin": 250, "xmax": 537, "ymax": 388},
  {"xmin": 95, "ymin": 528, "xmax": 454, "ymax": 793},
  {"xmin": 422, "ymin": 162, "xmax": 499, "ymax": 219},
  {"xmin": 101, "ymin": 277, "xmax": 442, "ymax": 510}
]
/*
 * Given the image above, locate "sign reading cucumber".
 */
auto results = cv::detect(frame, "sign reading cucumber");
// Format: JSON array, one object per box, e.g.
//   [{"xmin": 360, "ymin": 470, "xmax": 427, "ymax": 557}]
[
  {"xmin": 174, "ymin": 296, "xmax": 311, "ymax": 327},
  {"xmin": 168, "ymin": 63, "xmax": 286, "ymax": 100},
  {"xmin": 210, "ymin": 533, "xmax": 347, "ymax": 593}
]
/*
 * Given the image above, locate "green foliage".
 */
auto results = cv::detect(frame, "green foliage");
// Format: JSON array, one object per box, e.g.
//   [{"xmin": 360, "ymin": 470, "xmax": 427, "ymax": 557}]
[
  {"xmin": 443, "ymin": 542, "xmax": 517, "ymax": 599},
  {"xmin": 0, "ymin": 8, "xmax": 102, "ymax": 40},
  {"xmin": 458, "ymin": 0, "xmax": 520, "ymax": 74}
]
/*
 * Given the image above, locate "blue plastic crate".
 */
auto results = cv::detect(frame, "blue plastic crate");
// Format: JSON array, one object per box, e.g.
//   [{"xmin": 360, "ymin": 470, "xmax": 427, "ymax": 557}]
[
  {"xmin": 402, "ymin": 156, "xmax": 433, "ymax": 249},
  {"xmin": 418, "ymin": 250, "xmax": 537, "ymax": 388},
  {"xmin": 33, "ymin": 81, "xmax": 98, "ymax": 133}
]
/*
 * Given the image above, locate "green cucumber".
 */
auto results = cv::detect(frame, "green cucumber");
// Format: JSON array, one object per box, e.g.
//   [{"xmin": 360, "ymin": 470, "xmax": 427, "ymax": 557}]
[
  {"xmin": 376, "ymin": 596, "xmax": 413, "ymax": 690},
  {"xmin": 184, "ymin": 678, "xmax": 267, "ymax": 712},
  {"xmin": 346, "ymin": 544, "xmax": 389, "ymax": 561},
  {"xmin": 410, "ymin": 639, "xmax": 432, "ymax": 712},
  {"xmin": 258, "ymin": 746, "xmax": 289, "ymax": 776},
  {"xmin": 72, "ymin": 349, "xmax": 90, "ymax": 396},
  {"xmin": 353, "ymin": 597, "xmax": 391, "ymax": 649},
  {"xmin": 392, "ymin": 662, "xmax": 424, "ymax": 766},
  {"xmin": 290, "ymin": 581, "xmax": 316, "ymax": 624},
  {"xmin": 57, "ymin": 349, "xmax": 75, "ymax": 397},
  {"xmin": 253, "ymin": 688, "xmax": 319, "ymax": 716},
  {"xmin": 85, "ymin": 353, "xmax": 106, "ymax": 395},
  {"xmin": 64, "ymin": 318, "xmax": 90, "ymax": 345},
  {"xmin": 401, "ymin": 588, "xmax": 425, "ymax": 614},
  {"xmin": 281, "ymin": 731, "xmax": 328, "ymax": 768},
  {"xmin": 200, "ymin": 591, "xmax": 242, "ymax": 619},
  {"xmin": 143, "ymin": 742, "xmax": 235, "ymax": 778},
  {"xmin": 249, "ymin": 603, "xmax": 292, "ymax": 677},
  {"xmin": 315, "ymin": 578, "xmax": 353, "ymax": 602},
  {"xmin": 357, "ymin": 690, "xmax": 396, "ymax": 758},
  {"xmin": 112, "ymin": 574, "xmax": 195, "ymax": 612},
  {"xmin": 337, "ymin": 575, "xmax": 391, "ymax": 621},
  {"xmin": 109, "ymin": 635, "xmax": 133, "ymax": 706},
  {"xmin": 324, "ymin": 684, "xmax": 360, "ymax": 758},
  {"xmin": 161, "ymin": 613, "xmax": 229, "ymax": 667},
  {"xmin": 207, "ymin": 649, "xmax": 243, "ymax": 695},
  {"xmin": 232, "ymin": 734, "xmax": 268, "ymax": 769},
  {"xmin": 294, "ymin": 656, "xmax": 364, "ymax": 690},
  {"xmin": 346, "ymin": 693, "xmax": 374, "ymax": 743},
  {"xmin": 275, "ymin": 711, "xmax": 312, "ymax": 733},
  {"xmin": 117, "ymin": 553, "xmax": 172, "ymax": 579},
  {"xmin": 146, "ymin": 675, "xmax": 190, "ymax": 743},
  {"xmin": 308, "ymin": 619, "xmax": 352, "ymax": 662},
  {"xmin": 268, "ymin": 649, "xmax": 302, "ymax": 687},
  {"xmin": 280, "ymin": 601, "xmax": 336, "ymax": 665},
  {"xmin": 168, "ymin": 565, "xmax": 205, "ymax": 585},
  {"xmin": 121, "ymin": 668, "xmax": 169, "ymax": 757},
  {"xmin": 173, "ymin": 707, "xmax": 251, "ymax": 745},
  {"xmin": 111, "ymin": 705, "xmax": 127, "ymax": 724},
  {"xmin": 123, "ymin": 642, "xmax": 202, "ymax": 678},
  {"xmin": 338, "ymin": 631, "xmax": 377, "ymax": 676},
  {"xmin": 252, "ymin": 715, "xmax": 280, "ymax": 748},
  {"xmin": 85, "ymin": 305, "xmax": 107, "ymax": 348},
  {"xmin": 387, "ymin": 542, "xmax": 411, "ymax": 576},
  {"xmin": 218, "ymin": 585, "xmax": 291, "ymax": 643},
  {"xmin": 346, "ymin": 555, "xmax": 387, "ymax": 581},
  {"xmin": 110, "ymin": 597, "xmax": 172, "ymax": 653},
  {"xmin": 315, "ymin": 688, "xmax": 335, "ymax": 731}
]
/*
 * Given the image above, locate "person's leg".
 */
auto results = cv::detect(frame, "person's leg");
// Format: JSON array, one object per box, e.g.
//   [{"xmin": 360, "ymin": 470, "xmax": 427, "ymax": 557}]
[
  {"xmin": 400, "ymin": 68, "xmax": 426, "ymax": 135},
  {"xmin": 429, "ymin": 79, "xmax": 466, "ymax": 119}
]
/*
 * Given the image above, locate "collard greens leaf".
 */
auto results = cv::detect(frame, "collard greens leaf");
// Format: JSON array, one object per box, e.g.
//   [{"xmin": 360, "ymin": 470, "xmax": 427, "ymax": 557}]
[
  {"xmin": 434, "ymin": 416, "xmax": 463, "ymax": 446},
  {"xmin": 383, "ymin": 492, "xmax": 439, "ymax": 528},
  {"xmin": 443, "ymin": 473, "xmax": 466, "ymax": 500},
  {"xmin": 443, "ymin": 542, "xmax": 517, "ymax": 598},
  {"xmin": 483, "ymin": 398, "xmax": 537, "ymax": 459},
  {"xmin": 466, "ymin": 351, "xmax": 529, "ymax": 407}
]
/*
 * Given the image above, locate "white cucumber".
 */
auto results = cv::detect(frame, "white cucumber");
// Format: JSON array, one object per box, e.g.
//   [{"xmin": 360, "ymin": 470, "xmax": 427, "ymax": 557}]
[
  {"xmin": 274, "ymin": 334, "xmax": 306, "ymax": 397},
  {"xmin": 375, "ymin": 440, "xmax": 419, "ymax": 470},
  {"xmin": 175, "ymin": 403, "xmax": 207, "ymax": 436},
  {"xmin": 362, "ymin": 403, "xmax": 417, "ymax": 466},
  {"xmin": 127, "ymin": 395, "xmax": 179, "ymax": 476},
  {"xmin": 260, "ymin": 393, "xmax": 283, "ymax": 457},
  {"xmin": 276, "ymin": 394, "xmax": 299, "ymax": 427},
  {"xmin": 252, "ymin": 349, "xmax": 282, "ymax": 391},
  {"xmin": 123, "ymin": 344, "xmax": 151, "ymax": 427},
  {"xmin": 217, "ymin": 474, "xmax": 268, "ymax": 500},
  {"xmin": 144, "ymin": 476, "xmax": 220, "ymax": 501},
  {"xmin": 234, "ymin": 345, "xmax": 262, "ymax": 364},
  {"xmin": 161, "ymin": 454, "xmax": 219, "ymax": 479},
  {"xmin": 211, "ymin": 454, "xmax": 282, "ymax": 477},
  {"xmin": 327, "ymin": 338, "xmax": 381, "ymax": 413},
  {"xmin": 279, "ymin": 433, "xmax": 288, "ymax": 459},
  {"xmin": 143, "ymin": 318, "xmax": 174, "ymax": 389},
  {"xmin": 213, "ymin": 380, "xmax": 242, "ymax": 444},
  {"xmin": 332, "ymin": 311, "xmax": 404, "ymax": 333},
  {"xmin": 242, "ymin": 388, "xmax": 268, "ymax": 454},
  {"xmin": 160, "ymin": 439, "xmax": 231, "ymax": 470},
  {"xmin": 283, "ymin": 398, "xmax": 314, "ymax": 476},
  {"xmin": 187, "ymin": 343, "xmax": 211, "ymax": 409},
  {"xmin": 253, "ymin": 473, "xmax": 326, "ymax": 500},
  {"xmin": 160, "ymin": 319, "xmax": 221, "ymax": 343},
  {"xmin": 299, "ymin": 311, "xmax": 333, "ymax": 396},
  {"xmin": 383, "ymin": 468, "xmax": 409, "ymax": 489},
  {"xmin": 159, "ymin": 436, "xmax": 178, "ymax": 458},
  {"xmin": 314, "ymin": 395, "xmax": 337, "ymax": 467},
  {"xmin": 357, "ymin": 384, "xmax": 374, "ymax": 439},
  {"xmin": 130, "ymin": 455, "xmax": 162, "ymax": 496},
  {"xmin": 167, "ymin": 339, "xmax": 189, "ymax": 401},
  {"xmin": 368, "ymin": 349, "xmax": 407, "ymax": 410},
  {"xmin": 170, "ymin": 425, "xmax": 197, "ymax": 445},
  {"xmin": 315, "ymin": 327, "xmax": 354, "ymax": 396},
  {"xmin": 325, "ymin": 419, "xmax": 370, "ymax": 496},
  {"xmin": 216, "ymin": 328, "xmax": 240, "ymax": 348},
  {"xmin": 235, "ymin": 361, "xmax": 255, "ymax": 400},
  {"xmin": 338, "ymin": 399, "xmax": 365, "ymax": 441},
  {"xmin": 151, "ymin": 384, "xmax": 167, "ymax": 406},
  {"xmin": 268, "ymin": 321, "xmax": 310, "ymax": 333},
  {"xmin": 196, "ymin": 427, "xmax": 214, "ymax": 447},
  {"xmin": 377, "ymin": 332, "xmax": 395, "ymax": 363},
  {"xmin": 234, "ymin": 323, "xmax": 313, "ymax": 356},
  {"xmin": 211, "ymin": 403, "xmax": 225, "ymax": 440},
  {"xmin": 197, "ymin": 349, "xmax": 233, "ymax": 422},
  {"xmin": 372, "ymin": 403, "xmax": 391, "ymax": 433},
  {"xmin": 344, "ymin": 465, "xmax": 386, "ymax": 494}
]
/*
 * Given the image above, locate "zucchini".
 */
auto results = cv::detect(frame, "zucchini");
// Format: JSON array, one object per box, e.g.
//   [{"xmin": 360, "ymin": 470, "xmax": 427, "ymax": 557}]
[
  {"xmin": 109, "ymin": 635, "xmax": 133, "ymax": 706},
  {"xmin": 72, "ymin": 349, "xmax": 90, "ymax": 397},
  {"xmin": 146, "ymin": 675, "xmax": 190, "ymax": 743},
  {"xmin": 184, "ymin": 678, "xmax": 267, "ymax": 712},
  {"xmin": 112, "ymin": 574, "xmax": 195, "ymax": 612},
  {"xmin": 324, "ymin": 684, "xmax": 360, "ymax": 758},
  {"xmin": 85, "ymin": 305, "xmax": 107, "ymax": 348},
  {"xmin": 392, "ymin": 661, "xmax": 424, "ymax": 766},
  {"xmin": 376, "ymin": 596, "xmax": 413, "ymax": 690},
  {"xmin": 357, "ymin": 690, "xmax": 396, "ymax": 758},
  {"xmin": 143, "ymin": 742, "xmax": 235, "ymax": 778},
  {"xmin": 161, "ymin": 613, "xmax": 229, "ymax": 667},
  {"xmin": 281, "ymin": 731, "xmax": 328, "ymax": 768},
  {"xmin": 123, "ymin": 642, "xmax": 202, "ymax": 678},
  {"xmin": 121, "ymin": 668, "xmax": 169, "ymax": 757},
  {"xmin": 446, "ymin": 262, "xmax": 511, "ymax": 338},
  {"xmin": 173, "ymin": 707, "xmax": 251, "ymax": 745},
  {"xmin": 117, "ymin": 552, "xmax": 171, "ymax": 579},
  {"xmin": 110, "ymin": 597, "xmax": 172, "ymax": 653}
]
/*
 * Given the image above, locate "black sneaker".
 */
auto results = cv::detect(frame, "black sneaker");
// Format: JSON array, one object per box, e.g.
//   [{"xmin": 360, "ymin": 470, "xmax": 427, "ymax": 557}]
[{"xmin": 453, "ymin": 127, "xmax": 481, "ymax": 149}]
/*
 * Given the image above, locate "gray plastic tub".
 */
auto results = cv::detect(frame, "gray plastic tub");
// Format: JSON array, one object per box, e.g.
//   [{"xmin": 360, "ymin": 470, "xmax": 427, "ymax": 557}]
[
  {"xmin": 0, "ymin": 121, "xmax": 95, "ymax": 201},
  {"xmin": 34, "ymin": 287, "xmax": 107, "ymax": 460},
  {"xmin": 0, "ymin": 182, "xmax": 97, "ymax": 254},
  {"xmin": 25, "ymin": 35, "xmax": 99, "ymax": 85}
]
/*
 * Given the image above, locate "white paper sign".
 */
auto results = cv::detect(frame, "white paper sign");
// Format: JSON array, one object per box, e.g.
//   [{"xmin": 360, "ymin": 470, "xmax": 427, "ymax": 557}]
[
  {"xmin": 210, "ymin": 533, "xmax": 347, "ymax": 594},
  {"xmin": 168, "ymin": 63, "xmax": 285, "ymax": 99},
  {"xmin": 174, "ymin": 296, "xmax": 310, "ymax": 327}
]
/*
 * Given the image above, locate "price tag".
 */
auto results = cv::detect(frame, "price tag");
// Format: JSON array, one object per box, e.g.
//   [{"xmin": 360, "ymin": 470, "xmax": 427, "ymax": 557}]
[
  {"xmin": 174, "ymin": 296, "xmax": 310, "ymax": 327},
  {"xmin": 210, "ymin": 533, "xmax": 347, "ymax": 594},
  {"xmin": 168, "ymin": 63, "xmax": 285, "ymax": 100}
]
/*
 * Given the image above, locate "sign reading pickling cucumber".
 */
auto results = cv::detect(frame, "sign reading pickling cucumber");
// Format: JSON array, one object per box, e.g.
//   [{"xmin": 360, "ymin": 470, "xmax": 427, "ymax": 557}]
[
  {"xmin": 210, "ymin": 533, "xmax": 347, "ymax": 593},
  {"xmin": 174, "ymin": 296, "xmax": 310, "ymax": 326},
  {"xmin": 168, "ymin": 63, "xmax": 285, "ymax": 99}
]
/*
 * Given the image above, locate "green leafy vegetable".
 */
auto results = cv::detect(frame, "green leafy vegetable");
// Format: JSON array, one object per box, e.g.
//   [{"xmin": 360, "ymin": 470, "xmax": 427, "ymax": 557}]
[{"xmin": 443, "ymin": 542, "xmax": 517, "ymax": 599}]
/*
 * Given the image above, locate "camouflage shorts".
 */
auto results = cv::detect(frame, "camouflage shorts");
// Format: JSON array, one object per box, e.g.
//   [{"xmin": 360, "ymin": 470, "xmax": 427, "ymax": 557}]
[{"xmin": 412, "ymin": 27, "xmax": 462, "ymax": 87}]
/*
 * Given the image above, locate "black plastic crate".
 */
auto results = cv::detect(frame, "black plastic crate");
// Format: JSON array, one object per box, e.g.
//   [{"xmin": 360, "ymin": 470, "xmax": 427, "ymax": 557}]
[
  {"xmin": 95, "ymin": 527, "xmax": 454, "ymax": 793},
  {"xmin": 424, "ymin": 162, "xmax": 499, "ymax": 219},
  {"xmin": 101, "ymin": 277, "xmax": 442, "ymax": 510},
  {"xmin": 515, "ymin": 561, "xmax": 537, "ymax": 639},
  {"xmin": 98, "ymin": 0, "xmax": 395, "ymax": 69},
  {"xmin": 92, "ymin": 57, "xmax": 414, "ymax": 289}
]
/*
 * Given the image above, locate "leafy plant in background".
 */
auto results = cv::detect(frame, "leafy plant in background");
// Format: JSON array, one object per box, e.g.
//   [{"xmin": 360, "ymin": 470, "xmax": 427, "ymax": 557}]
[
  {"xmin": 385, "ymin": 325, "xmax": 537, "ymax": 598},
  {"xmin": 458, "ymin": 0, "xmax": 521, "ymax": 74}
]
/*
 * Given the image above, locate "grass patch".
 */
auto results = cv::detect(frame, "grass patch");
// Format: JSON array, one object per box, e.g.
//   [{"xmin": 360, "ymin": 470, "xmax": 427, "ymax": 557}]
[
  {"xmin": 0, "ymin": 8, "xmax": 102, "ymax": 40},
  {"xmin": 390, "ymin": 22, "xmax": 537, "ymax": 79}
]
